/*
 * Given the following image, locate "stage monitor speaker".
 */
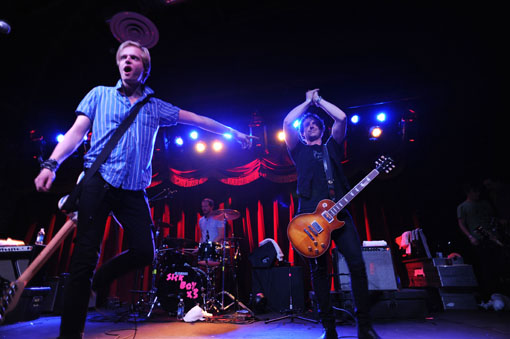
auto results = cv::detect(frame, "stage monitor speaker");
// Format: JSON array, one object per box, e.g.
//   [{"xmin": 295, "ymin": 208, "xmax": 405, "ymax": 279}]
[{"xmin": 333, "ymin": 247, "xmax": 397, "ymax": 291}]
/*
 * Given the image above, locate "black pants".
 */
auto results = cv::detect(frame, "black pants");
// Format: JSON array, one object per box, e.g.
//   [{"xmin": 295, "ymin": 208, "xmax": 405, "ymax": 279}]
[
  {"xmin": 60, "ymin": 172, "xmax": 155, "ymax": 337},
  {"xmin": 306, "ymin": 211, "xmax": 370, "ymax": 328}
]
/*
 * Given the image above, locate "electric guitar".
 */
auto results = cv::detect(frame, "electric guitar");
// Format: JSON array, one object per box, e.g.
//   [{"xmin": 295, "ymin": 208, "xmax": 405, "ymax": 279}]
[
  {"xmin": 0, "ymin": 185, "xmax": 80, "ymax": 324},
  {"xmin": 0, "ymin": 217, "xmax": 77, "ymax": 323},
  {"xmin": 287, "ymin": 155, "xmax": 395, "ymax": 258}
]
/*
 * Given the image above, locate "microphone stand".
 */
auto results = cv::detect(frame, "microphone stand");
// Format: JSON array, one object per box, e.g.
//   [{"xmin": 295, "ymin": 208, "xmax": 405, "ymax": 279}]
[{"xmin": 265, "ymin": 261, "xmax": 317, "ymax": 324}]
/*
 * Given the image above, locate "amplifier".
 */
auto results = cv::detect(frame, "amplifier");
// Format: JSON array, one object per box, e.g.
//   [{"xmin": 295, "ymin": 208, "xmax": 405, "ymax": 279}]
[
  {"xmin": 439, "ymin": 289, "xmax": 478, "ymax": 310},
  {"xmin": 333, "ymin": 247, "xmax": 398, "ymax": 291},
  {"xmin": 436, "ymin": 265, "xmax": 477, "ymax": 287},
  {"xmin": 403, "ymin": 258, "xmax": 440, "ymax": 288},
  {"xmin": 403, "ymin": 259, "xmax": 477, "ymax": 288},
  {"xmin": 0, "ymin": 246, "xmax": 34, "ymax": 282}
]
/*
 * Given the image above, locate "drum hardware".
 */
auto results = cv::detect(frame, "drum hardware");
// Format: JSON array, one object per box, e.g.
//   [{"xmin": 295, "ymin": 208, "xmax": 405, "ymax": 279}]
[
  {"xmin": 148, "ymin": 187, "xmax": 177, "ymax": 203},
  {"xmin": 205, "ymin": 209, "xmax": 254, "ymax": 316},
  {"xmin": 197, "ymin": 241, "xmax": 222, "ymax": 267},
  {"xmin": 139, "ymin": 209, "xmax": 255, "ymax": 318}
]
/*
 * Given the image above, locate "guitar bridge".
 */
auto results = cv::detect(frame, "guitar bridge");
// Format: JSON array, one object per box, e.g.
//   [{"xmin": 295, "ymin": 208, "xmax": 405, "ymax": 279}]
[
  {"xmin": 308, "ymin": 226, "xmax": 318, "ymax": 236},
  {"xmin": 303, "ymin": 228, "xmax": 315, "ymax": 241}
]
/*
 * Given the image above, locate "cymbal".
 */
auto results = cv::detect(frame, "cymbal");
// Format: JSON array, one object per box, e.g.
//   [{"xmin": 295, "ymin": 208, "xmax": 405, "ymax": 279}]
[
  {"xmin": 210, "ymin": 209, "xmax": 241, "ymax": 221},
  {"xmin": 162, "ymin": 237, "xmax": 198, "ymax": 248}
]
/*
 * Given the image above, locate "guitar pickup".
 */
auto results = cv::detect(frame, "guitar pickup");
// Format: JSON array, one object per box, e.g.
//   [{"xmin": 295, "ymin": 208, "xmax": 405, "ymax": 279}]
[
  {"xmin": 303, "ymin": 229, "xmax": 315, "ymax": 241},
  {"xmin": 321, "ymin": 211, "xmax": 334, "ymax": 223},
  {"xmin": 311, "ymin": 221, "xmax": 323, "ymax": 234}
]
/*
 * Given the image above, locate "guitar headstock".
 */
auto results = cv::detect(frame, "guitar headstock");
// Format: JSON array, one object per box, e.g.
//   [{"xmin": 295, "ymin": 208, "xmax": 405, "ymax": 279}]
[
  {"xmin": 0, "ymin": 280, "xmax": 25, "ymax": 324},
  {"xmin": 375, "ymin": 155, "xmax": 395, "ymax": 174}
]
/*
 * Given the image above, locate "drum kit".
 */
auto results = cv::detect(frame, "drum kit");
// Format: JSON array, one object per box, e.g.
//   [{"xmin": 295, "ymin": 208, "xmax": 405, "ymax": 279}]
[{"xmin": 141, "ymin": 209, "xmax": 253, "ymax": 319}]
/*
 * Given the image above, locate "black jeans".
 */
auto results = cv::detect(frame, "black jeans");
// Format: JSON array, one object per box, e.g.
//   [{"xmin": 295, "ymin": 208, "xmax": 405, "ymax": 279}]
[
  {"xmin": 60, "ymin": 172, "xmax": 155, "ymax": 337},
  {"xmin": 306, "ymin": 211, "xmax": 370, "ymax": 328}
]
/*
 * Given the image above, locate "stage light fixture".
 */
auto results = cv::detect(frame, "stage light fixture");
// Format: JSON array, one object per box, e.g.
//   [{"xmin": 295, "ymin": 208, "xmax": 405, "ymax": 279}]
[
  {"xmin": 174, "ymin": 136, "xmax": 184, "ymax": 146},
  {"xmin": 376, "ymin": 112, "xmax": 387, "ymax": 122},
  {"xmin": 190, "ymin": 130, "xmax": 198, "ymax": 139},
  {"xmin": 292, "ymin": 120, "xmax": 300, "ymax": 129},
  {"xmin": 56, "ymin": 134, "xmax": 65, "ymax": 143},
  {"xmin": 212, "ymin": 140, "xmax": 223, "ymax": 152},
  {"xmin": 369, "ymin": 126, "xmax": 383, "ymax": 140},
  {"xmin": 195, "ymin": 141, "xmax": 206, "ymax": 153},
  {"xmin": 223, "ymin": 132, "xmax": 233, "ymax": 139},
  {"xmin": 277, "ymin": 130, "xmax": 285, "ymax": 142},
  {"xmin": 350, "ymin": 115, "xmax": 360, "ymax": 124}
]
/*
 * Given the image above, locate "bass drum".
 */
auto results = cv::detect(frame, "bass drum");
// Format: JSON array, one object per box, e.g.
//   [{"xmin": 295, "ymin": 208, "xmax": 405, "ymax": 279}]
[{"xmin": 156, "ymin": 265, "xmax": 206, "ymax": 313}]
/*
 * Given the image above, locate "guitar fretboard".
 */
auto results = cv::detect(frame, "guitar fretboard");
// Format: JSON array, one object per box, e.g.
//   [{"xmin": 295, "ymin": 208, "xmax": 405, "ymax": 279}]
[{"xmin": 328, "ymin": 169, "xmax": 380, "ymax": 216}]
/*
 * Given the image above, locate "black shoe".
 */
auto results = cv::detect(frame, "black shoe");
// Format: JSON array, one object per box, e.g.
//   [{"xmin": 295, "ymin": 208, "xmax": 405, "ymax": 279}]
[
  {"xmin": 358, "ymin": 324, "xmax": 381, "ymax": 339},
  {"xmin": 319, "ymin": 327, "xmax": 338, "ymax": 339}
]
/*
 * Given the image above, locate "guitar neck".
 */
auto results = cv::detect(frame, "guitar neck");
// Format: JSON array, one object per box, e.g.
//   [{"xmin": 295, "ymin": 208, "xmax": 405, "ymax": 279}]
[
  {"xmin": 18, "ymin": 218, "xmax": 76, "ymax": 284},
  {"xmin": 328, "ymin": 169, "xmax": 380, "ymax": 216}
]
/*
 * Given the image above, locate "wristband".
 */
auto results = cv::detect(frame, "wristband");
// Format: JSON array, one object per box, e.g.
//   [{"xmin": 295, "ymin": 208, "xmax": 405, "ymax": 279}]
[{"xmin": 41, "ymin": 158, "xmax": 59, "ymax": 172}]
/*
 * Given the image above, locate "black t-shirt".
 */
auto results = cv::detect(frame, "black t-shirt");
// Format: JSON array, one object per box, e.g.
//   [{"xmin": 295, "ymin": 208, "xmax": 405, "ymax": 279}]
[{"xmin": 289, "ymin": 137, "xmax": 350, "ymax": 214}]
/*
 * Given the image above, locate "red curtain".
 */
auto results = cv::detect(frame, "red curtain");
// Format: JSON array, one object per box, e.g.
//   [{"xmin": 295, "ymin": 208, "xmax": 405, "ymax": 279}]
[
  {"xmin": 151, "ymin": 154, "xmax": 297, "ymax": 188},
  {"xmin": 35, "ymin": 151, "xmax": 409, "ymax": 303}
]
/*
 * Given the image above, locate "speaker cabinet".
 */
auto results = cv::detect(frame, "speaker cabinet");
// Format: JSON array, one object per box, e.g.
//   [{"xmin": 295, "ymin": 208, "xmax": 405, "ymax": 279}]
[
  {"xmin": 333, "ymin": 247, "xmax": 397, "ymax": 291},
  {"xmin": 3, "ymin": 287, "xmax": 51, "ymax": 324}
]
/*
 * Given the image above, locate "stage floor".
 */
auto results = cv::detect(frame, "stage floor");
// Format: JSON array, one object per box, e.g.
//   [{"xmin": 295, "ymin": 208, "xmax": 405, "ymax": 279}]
[{"xmin": 1, "ymin": 308, "xmax": 509, "ymax": 339}]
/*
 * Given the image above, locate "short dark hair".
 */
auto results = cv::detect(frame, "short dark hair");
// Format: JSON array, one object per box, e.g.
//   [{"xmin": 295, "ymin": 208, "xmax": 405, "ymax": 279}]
[
  {"xmin": 202, "ymin": 198, "xmax": 214, "ymax": 208},
  {"xmin": 299, "ymin": 113, "xmax": 325, "ymax": 137}
]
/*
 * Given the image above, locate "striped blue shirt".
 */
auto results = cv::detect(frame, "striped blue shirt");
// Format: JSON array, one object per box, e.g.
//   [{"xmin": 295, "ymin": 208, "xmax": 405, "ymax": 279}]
[{"xmin": 77, "ymin": 80, "xmax": 180, "ymax": 190}]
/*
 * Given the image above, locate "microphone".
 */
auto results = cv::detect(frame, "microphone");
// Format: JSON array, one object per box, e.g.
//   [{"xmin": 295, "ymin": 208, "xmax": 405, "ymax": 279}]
[{"xmin": 0, "ymin": 21, "xmax": 11, "ymax": 34}]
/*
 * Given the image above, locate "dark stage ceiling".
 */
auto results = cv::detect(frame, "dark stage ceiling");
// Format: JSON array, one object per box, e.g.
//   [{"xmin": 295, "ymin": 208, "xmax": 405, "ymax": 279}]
[{"xmin": 0, "ymin": 1, "xmax": 506, "ymax": 234}]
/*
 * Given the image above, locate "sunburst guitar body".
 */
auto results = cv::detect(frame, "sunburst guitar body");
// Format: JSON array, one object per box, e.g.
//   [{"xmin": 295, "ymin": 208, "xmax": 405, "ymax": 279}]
[{"xmin": 287, "ymin": 155, "xmax": 395, "ymax": 258}]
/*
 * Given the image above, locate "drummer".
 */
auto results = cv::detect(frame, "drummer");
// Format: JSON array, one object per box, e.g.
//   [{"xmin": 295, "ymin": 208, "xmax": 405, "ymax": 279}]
[{"xmin": 199, "ymin": 198, "xmax": 225, "ymax": 243}]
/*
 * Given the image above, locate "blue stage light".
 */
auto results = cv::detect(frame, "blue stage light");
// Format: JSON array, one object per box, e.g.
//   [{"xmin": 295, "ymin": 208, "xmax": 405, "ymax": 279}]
[
  {"xmin": 56, "ymin": 134, "xmax": 65, "ymax": 143},
  {"xmin": 350, "ymin": 115, "xmax": 360, "ymax": 124},
  {"xmin": 190, "ymin": 130, "xmax": 198, "ymax": 139},
  {"xmin": 223, "ymin": 132, "xmax": 233, "ymax": 139},
  {"xmin": 376, "ymin": 112, "xmax": 387, "ymax": 122},
  {"xmin": 174, "ymin": 137, "xmax": 184, "ymax": 146},
  {"xmin": 292, "ymin": 120, "xmax": 300, "ymax": 129}
]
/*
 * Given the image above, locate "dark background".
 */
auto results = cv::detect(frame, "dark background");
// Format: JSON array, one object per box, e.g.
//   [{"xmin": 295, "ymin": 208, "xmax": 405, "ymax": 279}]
[{"xmin": 0, "ymin": 1, "xmax": 506, "ymax": 272}]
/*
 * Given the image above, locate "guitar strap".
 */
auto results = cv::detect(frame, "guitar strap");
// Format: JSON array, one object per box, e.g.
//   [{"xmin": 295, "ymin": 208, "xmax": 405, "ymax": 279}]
[
  {"xmin": 81, "ymin": 94, "xmax": 153, "ymax": 184},
  {"xmin": 322, "ymin": 143, "xmax": 336, "ymax": 201}
]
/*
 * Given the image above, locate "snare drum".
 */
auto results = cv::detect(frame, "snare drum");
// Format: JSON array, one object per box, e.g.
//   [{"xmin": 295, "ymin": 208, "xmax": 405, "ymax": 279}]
[
  {"xmin": 197, "ymin": 241, "xmax": 222, "ymax": 266},
  {"xmin": 157, "ymin": 265, "xmax": 206, "ymax": 313}
]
